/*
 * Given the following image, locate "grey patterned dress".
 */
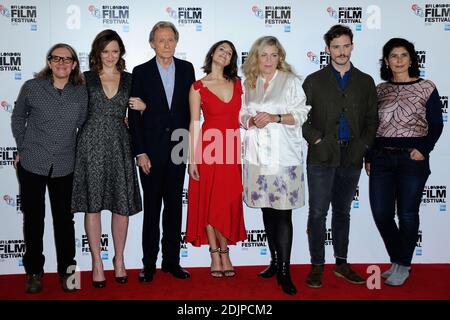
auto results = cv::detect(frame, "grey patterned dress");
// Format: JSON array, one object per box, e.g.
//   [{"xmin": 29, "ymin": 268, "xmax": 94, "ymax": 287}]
[{"xmin": 71, "ymin": 71, "xmax": 142, "ymax": 215}]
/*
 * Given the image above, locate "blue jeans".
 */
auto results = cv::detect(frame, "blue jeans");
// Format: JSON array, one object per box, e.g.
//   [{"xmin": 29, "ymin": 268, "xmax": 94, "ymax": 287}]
[
  {"xmin": 306, "ymin": 163, "xmax": 361, "ymax": 265},
  {"xmin": 369, "ymin": 149, "xmax": 430, "ymax": 267}
]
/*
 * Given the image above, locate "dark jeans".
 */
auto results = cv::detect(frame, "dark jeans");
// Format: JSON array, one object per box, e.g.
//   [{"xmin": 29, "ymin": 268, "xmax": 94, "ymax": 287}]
[
  {"xmin": 17, "ymin": 163, "xmax": 76, "ymax": 276},
  {"xmin": 307, "ymin": 162, "xmax": 361, "ymax": 265},
  {"xmin": 369, "ymin": 149, "xmax": 430, "ymax": 267}
]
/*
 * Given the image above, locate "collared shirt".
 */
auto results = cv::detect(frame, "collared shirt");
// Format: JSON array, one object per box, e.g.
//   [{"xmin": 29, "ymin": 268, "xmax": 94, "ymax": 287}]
[
  {"xmin": 156, "ymin": 58, "xmax": 175, "ymax": 109},
  {"xmin": 11, "ymin": 78, "xmax": 88, "ymax": 177},
  {"xmin": 330, "ymin": 64, "xmax": 352, "ymax": 141}
]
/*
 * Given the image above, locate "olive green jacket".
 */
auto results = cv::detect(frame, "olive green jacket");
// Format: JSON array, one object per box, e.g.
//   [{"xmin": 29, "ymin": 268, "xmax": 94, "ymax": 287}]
[{"xmin": 302, "ymin": 64, "xmax": 378, "ymax": 168}]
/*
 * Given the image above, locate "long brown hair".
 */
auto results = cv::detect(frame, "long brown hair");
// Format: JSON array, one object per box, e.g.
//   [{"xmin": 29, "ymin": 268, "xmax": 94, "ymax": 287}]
[
  {"xmin": 202, "ymin": 40, "xmax": 239, "ymax": 81},
  {"xmin": 89, "ymin": 29, "xmax": 126, "ymax": 73},
  {"xmin": 35, "ymin": 43, "xmax": 84, "ymax": 86}
]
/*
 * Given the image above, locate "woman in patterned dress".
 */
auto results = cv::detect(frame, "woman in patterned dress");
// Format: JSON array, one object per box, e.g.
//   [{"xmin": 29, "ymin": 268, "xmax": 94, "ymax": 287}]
[
  {"xmin": 71, "ymin": 30, "xmax": 144, "ymax": 288},
  {"xmin": 240, "ymin": 36, "xmax": 311, "ymax": 295}
]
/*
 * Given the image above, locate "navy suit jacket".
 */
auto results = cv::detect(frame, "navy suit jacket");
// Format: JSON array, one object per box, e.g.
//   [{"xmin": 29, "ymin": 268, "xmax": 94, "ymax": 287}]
[{"xmin": 129, "ymin": 57, "xmax": 195, "ymax": 164}]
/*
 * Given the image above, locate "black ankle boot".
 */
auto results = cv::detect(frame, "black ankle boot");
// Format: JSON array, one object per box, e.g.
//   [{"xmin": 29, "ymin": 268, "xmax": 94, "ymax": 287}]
[
  {"xmin": 258, "ymin": 253, "xmax": 278, "ymax": 278},
  {"xmin": 277, "ymin": 262, "xmax": 297, "ymax": 295}
]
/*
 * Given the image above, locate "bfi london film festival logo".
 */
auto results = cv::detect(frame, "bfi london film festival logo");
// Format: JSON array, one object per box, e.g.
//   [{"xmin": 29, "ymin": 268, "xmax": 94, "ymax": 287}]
[
  {"xmin": 353, "ymin": 186, "xmax": 360, "ymax": 208},
  {"xmin": 79, "ymin": 234, "xmax": 109, "ymax": 259},
  {"xmin": 0, "ymin": 239, "xmax": 25, "ymax": 262},
  {"xmin": 411, "ymin": 3, "xmax": 450, "ymax": 30},
  {"xmin": 416, "ymin": 50, "xmax": 426, "ymax": 77},
  {"xmin": 0, "ymin": 146, "xmax": 18, "ymax": 169},
  {"xmin": 415, "ymin": 230, "xmax": 423, "ymax": 256},
  {"xmin": 325, "ymin": 228, "xmax": 333, "ymax": 246},
  {"xmin": 241, "ymin": 52, "xmax": 249, "ymax": 68},
  {"xmin": 252, "ymin": 5, "xmax": 291, "ymax": 32},
  {"xmin": 1, "ymin": 100, "xmax": 13, "ymax": 113},
  {"xmin": 327, "ymin": 6, "xmax": 363, "ymax": 31},
  {"xmin": 240, "ymin": 230, "xmax": 265, "ymax": 253},
  {"xmin": 307, "ymin": 51, "xmax": 330, "ymax": 69},
  {"xmin": 78, "ymin": 52, "xmax": 89, "ymax": 72},
  {"xmin": 422, "ymin": 185, "xmax": 447, "ymax": 212},
  {"xmin": 88, "ymin": 5, "xmax": 129, "ymax": 32},
  {"xmin": 0, "ymin": 52, "xmax": 22, "ymax": 80},
  {"xmin": 0, "ymin": 4, "xmax": 37, "ymax": 30},
  {"xmin": 166, "ymin": 7, "xmax": 202, "ymax": 31},
  {"xmin": 182, "ymin": 187, "xmax": 188, "ymax": 207},
  {"xmin": 180, "ymin": 232, "xmax": 188, "ymax": 257},
  {"xmin": 326, "ymin": 5, "xmax": 381, "ymax": 31},
  {"xmin": 3, "ymin": 194, "xmax": 21, "ymax": 212},
  {"xmin": 441, "ymin": 95, "xmax": 448, "ymax": 122}
]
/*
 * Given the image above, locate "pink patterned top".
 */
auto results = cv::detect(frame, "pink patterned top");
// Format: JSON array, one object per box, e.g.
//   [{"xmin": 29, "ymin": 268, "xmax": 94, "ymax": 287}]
[
  {"xmin": 371, "ymin": 78, "xmax": 443, "ymax": 158},
  {"xmin": 376, "ymin": 79, "xmax": 435, "ymax": 138}
]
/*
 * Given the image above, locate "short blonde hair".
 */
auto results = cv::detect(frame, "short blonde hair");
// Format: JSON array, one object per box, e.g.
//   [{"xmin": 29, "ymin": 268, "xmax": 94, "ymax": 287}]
[{"xmin": 242, "ymin": 36, "xmax": 293, "ymax": 89}]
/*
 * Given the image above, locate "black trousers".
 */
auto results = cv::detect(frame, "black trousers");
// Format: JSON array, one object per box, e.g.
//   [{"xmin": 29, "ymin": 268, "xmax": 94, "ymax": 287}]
[
  {"xmin": 17, "ymin": 163, "xmax": 76, "ymax": 276},
  {"xmin": 140, "ymin": 161, "xmax": 186, "ymax": 268}
]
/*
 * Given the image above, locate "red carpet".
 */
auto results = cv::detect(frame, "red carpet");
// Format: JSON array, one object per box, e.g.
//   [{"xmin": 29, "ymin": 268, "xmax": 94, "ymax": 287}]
[{"xmin": 1, "ymin": 264, "xmax": 449, "ymax": 300}]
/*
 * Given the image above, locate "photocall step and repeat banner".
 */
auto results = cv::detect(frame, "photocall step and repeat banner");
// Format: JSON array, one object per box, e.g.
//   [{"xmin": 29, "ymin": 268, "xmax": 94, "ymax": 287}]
[{"xmin": 0, "ymin": 0, "xmax": 449, "ymax": 275}]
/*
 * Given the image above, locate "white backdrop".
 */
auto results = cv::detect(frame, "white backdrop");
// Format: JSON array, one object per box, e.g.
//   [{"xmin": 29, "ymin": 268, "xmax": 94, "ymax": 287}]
[{"xmin": 1, "ymin": 0, "xmax": 449, "ymax": 275}]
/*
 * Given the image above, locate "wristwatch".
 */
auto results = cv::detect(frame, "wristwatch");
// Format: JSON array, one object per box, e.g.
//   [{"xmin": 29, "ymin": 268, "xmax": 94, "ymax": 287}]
[{"xmin": 277, "ymin": 114, "xmax": 282, "ymax": 123}]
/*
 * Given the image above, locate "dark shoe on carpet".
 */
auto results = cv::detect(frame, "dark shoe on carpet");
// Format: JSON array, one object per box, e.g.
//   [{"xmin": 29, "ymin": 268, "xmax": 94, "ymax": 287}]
[
  {"xmin": 113, "ymin": 256, "xmax": 128, "ymax": 284},
  {"xmin": 60, "ymin": 274, "xmax": 79, "ymax": 292},
  {"xmin": 25, "ymin": 273, "xmax": 43, "ymax": 294},
  {"xmin": 258, "ymin": 259, "xmax": 277, "ymax": 278},
  {"xmin": 277, "ymin": 262, "xmax": 297, "ymax": 295},
  {"xmin": 161, "ymin": 265, "xmax": 190, "ymax": 279},
  {"xmin": 306, "ymin": 264, "xmax": 324, "ymax": 288},
  {"xmin": 138, "ymin": 266, "xmax": 156, "ymax": 283},
  {"xmin": 333, "ymin": 263, "xmax": 365, "ymax": 284}
]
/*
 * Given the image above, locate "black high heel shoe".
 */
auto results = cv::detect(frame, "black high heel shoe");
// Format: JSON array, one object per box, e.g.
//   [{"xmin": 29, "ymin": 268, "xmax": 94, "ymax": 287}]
[
  {"xmin": 113, "ymin": 256, "xmax": 128, "ymax": 284},
  {"xmin": 92, "ymin": 279, "xmax": 106, "ymax": 288},
  {"xmin": 277, "ymin": 262, "xmax": 297, "ymax": 295},
  {"xmin": 92, "ymin": 263, "xmax": 106, "ymax": 288}
]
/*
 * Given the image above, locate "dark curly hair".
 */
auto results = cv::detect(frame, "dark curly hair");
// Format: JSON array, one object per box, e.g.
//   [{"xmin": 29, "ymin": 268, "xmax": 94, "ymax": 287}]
[
  {"xmin": 89, "ymin": 29, "xmax": 126, "ymax": 73},
  {"xmin": 324, "ymin": 24, "xmax": 353, "ymax": 47},
  {"xmin": 202, "ymin": 40, "xmax": 239, "ymax": 81},
  {"xmin": 380, "ymin": 38, "xmax": 420, "ymax": 81}
]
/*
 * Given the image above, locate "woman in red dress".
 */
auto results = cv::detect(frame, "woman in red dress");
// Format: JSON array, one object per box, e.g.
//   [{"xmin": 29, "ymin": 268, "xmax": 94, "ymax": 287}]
[{"xmin": 186, "ymin": 40, "xmax": 247, "ymax": 277}]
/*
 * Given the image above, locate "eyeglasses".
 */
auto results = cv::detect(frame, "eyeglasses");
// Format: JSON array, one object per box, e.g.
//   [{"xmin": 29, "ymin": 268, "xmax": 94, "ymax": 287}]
[{"xmin": 48, "ymin": 55, "xmax": 74, "ymax": 64}]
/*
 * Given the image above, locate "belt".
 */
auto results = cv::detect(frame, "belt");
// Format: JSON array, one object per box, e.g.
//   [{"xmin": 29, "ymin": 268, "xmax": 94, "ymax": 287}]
[
  {"xmin": 378, "ymin": 147, "xmax": 412, "ymax": 154},
  {"xmin": 337, "ymin": 140, "xmax": 350, "ymax": 147}
]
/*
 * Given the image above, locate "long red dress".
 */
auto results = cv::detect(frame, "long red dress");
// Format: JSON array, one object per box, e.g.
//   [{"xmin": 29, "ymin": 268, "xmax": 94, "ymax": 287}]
[{"xmin": 186, "ymin": 79, "xmax": 247, "ymax": 247}]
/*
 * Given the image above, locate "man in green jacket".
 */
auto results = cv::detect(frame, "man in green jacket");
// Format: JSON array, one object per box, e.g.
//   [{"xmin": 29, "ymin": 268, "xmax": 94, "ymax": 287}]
[{"xmin": 302, "ymin": 24, "xmax": 378, "ymax": 288}]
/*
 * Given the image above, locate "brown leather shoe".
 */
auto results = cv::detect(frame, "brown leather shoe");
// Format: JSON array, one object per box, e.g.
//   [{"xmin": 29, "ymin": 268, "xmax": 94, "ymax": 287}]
[
  {"xmin": 333, "ymin": 263, "xmax": 365, "ymax": 284},
  {"xmin": 25, "ymin": 273, "xmax": 43, "ymax": 294},
  {"xmin": 306, "ymin": 264, "xmax": 324, "ymax": 288}
]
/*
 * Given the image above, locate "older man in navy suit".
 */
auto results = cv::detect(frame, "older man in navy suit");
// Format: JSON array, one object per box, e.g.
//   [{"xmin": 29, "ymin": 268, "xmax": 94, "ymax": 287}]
[{"xmin": 129, "ymin": 21, "xmax": 195, "ymax": 282}]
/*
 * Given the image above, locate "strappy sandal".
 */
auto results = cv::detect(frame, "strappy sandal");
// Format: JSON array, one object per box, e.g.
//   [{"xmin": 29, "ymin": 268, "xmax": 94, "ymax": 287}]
[
  {"xmin": 220, "ymin": 247, "xmax": 236, "ymax": 277},
  {"xmin": 209, "ymin": 247, "xmax": 223, "ymax": 278}
]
